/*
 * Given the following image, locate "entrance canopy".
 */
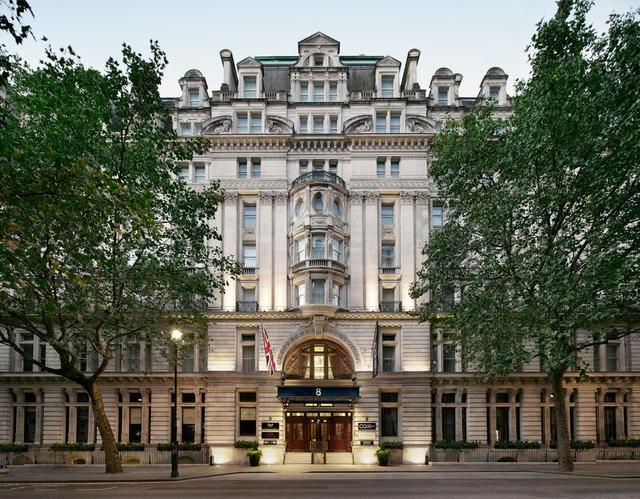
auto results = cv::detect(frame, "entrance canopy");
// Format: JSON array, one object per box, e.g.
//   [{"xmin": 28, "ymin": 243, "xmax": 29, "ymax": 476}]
[{"xmin": 277, "ymin": 386, "xmax": 360, "ymax": 405}]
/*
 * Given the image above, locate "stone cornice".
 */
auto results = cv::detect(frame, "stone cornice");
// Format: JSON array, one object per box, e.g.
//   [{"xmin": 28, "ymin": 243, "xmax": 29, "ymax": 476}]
[{"xmin": 203, "ymin": 310, "xmax": 417, "ymax": 321}]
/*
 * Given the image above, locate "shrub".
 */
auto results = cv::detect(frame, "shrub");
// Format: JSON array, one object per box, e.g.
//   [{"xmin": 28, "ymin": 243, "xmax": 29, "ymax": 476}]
[
  {"xmin": 434, "ymin": 440, "xmax": 479, "ymax": 450},
  {"xmin": 50, "ymin": 443, "xmax": 95, "ymax": 451},
  {"xmin": 375, "ymin": 448, "xmax": 390, "ymax": 466},
  {"xmin": 497, "ymin": 456, "xmax": 517, "ymax": 462},
  {"xmin": 156, "ymin": 442, "xmax": 202, "ymax": 451},
  {"xmin": 494, "ymin": 440, "xmax": 541, "ymax": 449},
  {"xmin": 114, "ymin": 442, "xmax": 145, "ymax": 451},
  {"xmin": 608, "ymin": 439, "xmax": 640, "ymax": 448},
  {"xmin": 0, "ymin": 443, "xmax": 29, "ymax": 453},
  {"xmin": 246, "ymin": 448, "xmax": 263, "ymax": 458},
  {"xmin": 379, "ymin": 441, "xmax": 404, "ymax": 450},
  {"xmin": 234, "ymin": 440, "xmax": 259, "ymax": 449},
  {"xmin": 551, "ymin": 440, "xmax": 596, "ymax": 450}
]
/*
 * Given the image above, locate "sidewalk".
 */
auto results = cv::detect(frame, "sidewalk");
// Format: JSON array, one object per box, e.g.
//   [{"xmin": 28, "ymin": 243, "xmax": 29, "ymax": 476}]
[{"xmin": 0, "ymin": 462, "xmax": 639, "ymax": 483}]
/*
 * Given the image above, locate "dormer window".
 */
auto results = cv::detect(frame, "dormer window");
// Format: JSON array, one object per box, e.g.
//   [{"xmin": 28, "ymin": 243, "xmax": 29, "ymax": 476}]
[
  {"xmin": 188, "ymin": 89, "xmax": 199, "ymax": 107},
  {"xmin": 489, "ymin": 86, "xmax": 500, "ymax": 103},
  {"xmin": 313, "ymin": 54, "xmax": 324, "ymax": 66},
  {"xmin": 243, "ymin": 76, "xmax": 257, "ymax": 98},
  {"xmin": 381, "ymin": 75, "xmax": 394, "ymax": 98},
  {"xmin": 438, "ymin": 87, "xmax": 449, "ymax": 106}
]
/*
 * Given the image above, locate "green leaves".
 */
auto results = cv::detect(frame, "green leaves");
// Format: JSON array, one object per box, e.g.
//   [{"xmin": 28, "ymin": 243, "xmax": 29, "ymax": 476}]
[{"xmin": 412, "ymin": 0, "xmax": 640, "ymax": 378}]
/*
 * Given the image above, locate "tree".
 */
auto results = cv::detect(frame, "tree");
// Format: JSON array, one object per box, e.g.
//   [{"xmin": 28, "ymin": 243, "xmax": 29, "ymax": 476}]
[
  {"xmin": 411, "ymin": 0, "xmax": 640, "ymax": 472},
  {"xmin": 0, "ymin": 0, "xmax": 33, "ymax": 87},
  {"xmin": 0, "ymin": 43, "xmax": 239, "ymax": 473}
]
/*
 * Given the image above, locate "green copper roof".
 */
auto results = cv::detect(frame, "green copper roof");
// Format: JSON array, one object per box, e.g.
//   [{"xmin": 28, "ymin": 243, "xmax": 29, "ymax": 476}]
[{"xmin": 254, "ymin": 55, "xmax": 384, "ymax": 66}]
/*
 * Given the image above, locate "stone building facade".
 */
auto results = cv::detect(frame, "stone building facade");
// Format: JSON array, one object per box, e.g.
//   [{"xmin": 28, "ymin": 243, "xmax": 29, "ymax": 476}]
[{"xmin": 1, "ymin": 32, "xmax": 639, "ymax": 465}]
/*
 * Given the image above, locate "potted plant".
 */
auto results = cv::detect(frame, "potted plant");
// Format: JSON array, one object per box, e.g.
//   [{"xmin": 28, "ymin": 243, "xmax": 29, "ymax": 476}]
[
  {"xmin": 375, "ymin": 448, "xmax": 390, "ymax": 466},
  {"xmin": 247, "ymin": 448, "xmax": 262, "ymax": 467}
]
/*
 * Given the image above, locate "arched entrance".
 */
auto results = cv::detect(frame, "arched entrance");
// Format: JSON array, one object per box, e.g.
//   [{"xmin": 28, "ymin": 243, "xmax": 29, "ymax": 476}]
[{"xmin": 282, "ymin": 339, "xmax": 355, "ymax": 453}]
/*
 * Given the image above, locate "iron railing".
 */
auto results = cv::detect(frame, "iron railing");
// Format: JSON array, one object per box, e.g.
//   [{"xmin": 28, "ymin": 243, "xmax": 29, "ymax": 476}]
[
  {"xmin": 236, "ymin": 301, "xmax": 259, "ymax": 312},
  {"xmin": 379, "ymin": 301, "xmax": 402, "ymax": 312},
  {"xmin": 291, "ymin": 171, "xmax": 346, "ymax": 190}
]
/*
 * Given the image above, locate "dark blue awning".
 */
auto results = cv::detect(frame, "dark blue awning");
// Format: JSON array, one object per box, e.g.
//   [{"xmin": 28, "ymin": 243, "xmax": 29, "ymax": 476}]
[{"xmin": 277, "ymin": 386, "xmax": 359, "ymax": 401}]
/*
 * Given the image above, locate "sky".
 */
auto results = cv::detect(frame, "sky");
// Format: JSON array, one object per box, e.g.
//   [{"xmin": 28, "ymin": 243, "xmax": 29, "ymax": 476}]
[{"xmin": 6, "ymin": 0, "xmax": 639, "ymax": 97}]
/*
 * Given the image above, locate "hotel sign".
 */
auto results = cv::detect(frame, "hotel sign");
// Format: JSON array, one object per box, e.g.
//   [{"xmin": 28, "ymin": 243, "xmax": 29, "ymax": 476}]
[{"xmin": 277, "ymin": 386, "xmax": 360, "ymax": 398}]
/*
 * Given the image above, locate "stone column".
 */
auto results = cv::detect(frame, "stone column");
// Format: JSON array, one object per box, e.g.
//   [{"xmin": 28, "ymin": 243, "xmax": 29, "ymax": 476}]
[
  {"xmin": 466, "ymin": 386, "xmax": 488, "ymax": 443},
  {"xmin": 258, "ymin": 193, "xmax": 273, "ymax": 310},
  {"xmin": 399, "ymin": 192, "xmax": 415, "ymax": 312},
  {"xmin": 222, "ymin": 192, "xmax": 238, "ymax": 311},
  {"xmin": 273, "ymin": 193, "xmax": 288, "ymax": 310},
  {"xmin": 348, "ymin": 194, "xmax": 365, "ymax": 310},
  {"xmin": 576, "ymin": 386, "xmax": 597, "ymax": 442},
  {"xmin": 364, "ymin": 192, "xmax": 379, "ymax": 310}
]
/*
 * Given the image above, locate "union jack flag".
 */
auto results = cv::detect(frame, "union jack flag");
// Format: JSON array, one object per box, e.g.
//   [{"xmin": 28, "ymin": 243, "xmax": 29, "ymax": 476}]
[{"xmin": 261, "ymin": 323, "xmax": 276, "ymax": 375}]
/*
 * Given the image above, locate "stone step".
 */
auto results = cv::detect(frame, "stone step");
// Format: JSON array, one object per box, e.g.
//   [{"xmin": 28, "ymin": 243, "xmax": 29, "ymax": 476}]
[
  {"xmin": 284, "ymin": 452, "xmax": 312, "ymax": 464},
  {"xmin": 325, "ymin": 452, "xmax": 354, "ymax": 465}
]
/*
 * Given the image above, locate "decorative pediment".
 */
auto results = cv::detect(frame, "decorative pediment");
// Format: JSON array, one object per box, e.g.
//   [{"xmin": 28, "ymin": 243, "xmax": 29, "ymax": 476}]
[
  {"xmin": 237, "ymin": 56, "xmax": 263, "ymax": 69},
  {"xmin": 343, "ymin": 115, "xmax": 372, "ymax": 134},
  {"xmin": 202, "ymin": 116, "xmax": 232, "ymax": 135},
  {"xmin": 405, "ymin": 115, "xmax": 435, "ymax": 134},
  {"xmin": 298, "ymin": 32, "xmax": 340, "ymax": 52},
  {"xmin": 265, "ymin": 115, "xmax": 294, "ymax": 134},
  {"xmin": 376, "ymin": 56, "xmax": 401, "ymax": 68}
]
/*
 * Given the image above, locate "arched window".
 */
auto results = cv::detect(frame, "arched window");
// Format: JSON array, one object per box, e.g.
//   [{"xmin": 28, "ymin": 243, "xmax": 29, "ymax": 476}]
[
  {"xmin": 313, "ymin": 193, "xmax": 324, "ymax": 213},
  {"xmin": 284, "ymin": 340, "xmax": 353, "ymax": 380}
]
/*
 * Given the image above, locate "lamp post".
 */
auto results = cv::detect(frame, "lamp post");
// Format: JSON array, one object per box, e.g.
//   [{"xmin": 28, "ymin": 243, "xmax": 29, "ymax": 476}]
[{"xmin": 170, "ymin": 328, "xmax": 183, "ymax": 478}]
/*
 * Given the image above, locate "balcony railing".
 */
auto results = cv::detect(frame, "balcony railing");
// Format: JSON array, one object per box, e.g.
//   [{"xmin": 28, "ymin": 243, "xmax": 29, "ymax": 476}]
[
  {"xmin": 242, "ymin": 267, "xmax": 257, "ymax": 275},
  {"xmin": 380, "ymin": 266, "xmax": 398, "ymax": 275},
  {"xmin": 210, "ymin": 91, "xmax": 287, "ymax": 102},
  {"xmin": 291, "ymin": 258, "xmax": 348, "ymax": 274},
  {"xmin": 291, "ymin": 171, "xmax": 346, "ymax": 190},
  {"xmin": 236, "ymin": 301, "xmax": 259, "ymax": 312},
  {"xmin": 379, "ymin": 301, "xmax": 402, "ymax": 312}
]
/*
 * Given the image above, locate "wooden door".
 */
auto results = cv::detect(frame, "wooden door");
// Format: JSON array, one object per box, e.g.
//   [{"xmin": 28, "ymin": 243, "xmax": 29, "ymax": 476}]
[
  {"xmin": 286, "ymin": 416, "xmax": 308, "ymax": 452},
  {"xmin": 330, "ymin": 416, "xmax": 352, "ymax": 452}
]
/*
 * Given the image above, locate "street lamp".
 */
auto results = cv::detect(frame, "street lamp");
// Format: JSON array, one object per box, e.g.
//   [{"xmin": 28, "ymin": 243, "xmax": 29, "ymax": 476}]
[{"xmin": 170, "ymin": 328, "xmax": 183, "ymax": 478}]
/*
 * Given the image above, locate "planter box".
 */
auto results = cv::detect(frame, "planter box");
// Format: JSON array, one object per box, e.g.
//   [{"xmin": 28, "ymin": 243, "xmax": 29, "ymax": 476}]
[{"xmin": 388, "ymin": 448, "xmax": 403, "ymax": 465}]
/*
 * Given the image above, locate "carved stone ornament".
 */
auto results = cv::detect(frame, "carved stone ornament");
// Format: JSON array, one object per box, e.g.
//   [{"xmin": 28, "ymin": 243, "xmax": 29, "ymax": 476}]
[
  {"xmin": 364, "ymin": 191, "xmax": 379, "ymax": 205},
  {"xmin": 266, "ymin": 119, "xmax": 283, "ymax": 134},
  {"xmin": 400, "ymin": 191, "xmax": 415, "ymax": 205},
  {"xmin": 202, "ymin": 116, "xmax": 233, "ymax": 135},
  {"xmin": 349, "ymin": 193, "xmax": 365, "ymax": 205},
  {"xmin": 273, "ymin": 192, "xmax": 288, "ymax": 205},
  {"xmin": 224, "ymin": 191, "xmax": 238, "ymax": 204},
  {"xmin": 343, "ymin": 115, "xmax": 373, "ymax": 134},
  {"xmin": 405, "ymin": 115, "xmax": 434, "ymax": 134},
  {"xmin": 265, "ymin": 115, "xmax": 294, "ymax": 134}
]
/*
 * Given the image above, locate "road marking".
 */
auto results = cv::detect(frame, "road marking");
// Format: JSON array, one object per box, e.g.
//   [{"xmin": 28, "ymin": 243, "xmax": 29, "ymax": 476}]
[{"xmin": 76, "ymin": 486, "xmax": 118, "ymax": 491}]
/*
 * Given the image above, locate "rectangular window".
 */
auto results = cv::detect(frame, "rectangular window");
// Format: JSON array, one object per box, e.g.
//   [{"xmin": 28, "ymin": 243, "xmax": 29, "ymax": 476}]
[
  {"xmin": 329, "ymin": 160, "xmax": 338, "ymax": 174},
  {"xmin": 489, "ymin": 86, "xmax": 500, "ymax": 102},
  {"xmin": 188, "ymin": 89, "xmax": 199, "ymax": 107},
  {"xmin": 250, "ymin": 114, "xmax": 261, "ymax": 134},
  {"xmin": 194, "ymin": 165, "xmax": 205, "ymax": 183},
  {"xmin": 496, "ymin": 406, "xmax": 510, "ymax": 442},
  {"xmin": 377, "ymin": 159, "xmax": 386, "ymax": 178},
  {"xmin": 438, "ymin": 87, "xmax": 449, "ymax": 106},
  {"xmin": 313, "ymin": 116, "xmax": 324, "ymax": 134},
  {"xmin": 390, "ymin": 113, "xmax": 401, "ymax": 133},
  {"xmin": 76, "ymin": 406, "xmax": 89, "ymax": 443},
  {"xmin": 243, "ymin": 76, "xmax": 257, "ymax": 98},
  {"xmin": 20, "ymin": 334, "xmax": 33, "ymax": 372},
  {"xmin": 243, "ymin": 204, "xmax": 256, "ymax": 227},
  {"xmin": 330, "ymin": 117, "xmax": 338, "ymax": 133},
  {"xmin": 300, "ymin": 82, "xmax": 309, "ymax": 102},
  {"xmin": 251, "ymin": 159, "xmax": 261, "ymax": 178},
  {"xmin": 182, "ymin": 407, "xmax": 196, "ymax": 443},
  {"xmin": 381, "ymin": 407, "xmax": 398, "ymax": 437},
  {"xmin": 381, "ymin": 75, "xmax": 394, "ymax": 98},
  {"xmin": 239, "ymin": 392, "xmax": 257, "ymax": 403},
  {"xmin": 242, "ymin": 345, "xmax": 255, "ymax": 373},
  {"xmin": 23, "ymin": 406, "xmax": 36, "ymax": 443},
  {"xmin": 331, "ymin": 238, "xmax": 341, "ymax": 261},
  {"xmin": 314, "ymin": 54, "xmax": 324, "ymax": 66},
  {"xmin": 382, "ymin": 287, "xmax": 395, "ymax": 303},
  {"xmin": 182, "ymin": 345, "xmax": 194, "ymax": 373},
  {"xmin": 311, "ymin": 279, "xmax": 325, "ymax": 304},
  {"xmin": 390, "ymin": 159, "xmax": 400, "ymax": 178},
  {"xmin": 299, "ymin": 160, "xmax": 308, "ymax": 174},
  {"xmin": 329, "ymin": 82, "xmax": 337, "ymax": 101},
  {"xmin": 239, "ymin": 407, "xmax": 257, "ymax": 436},
  {"xmin": 311, "ymin": 234, "xmax": 325, "ymax": 258},
  {"xmin": 297, "ymin": 283, "xmax": 306, "ymax": 306},
  {"xmin": 381, "ymin": 243, "xmax": 395, "ymax": 267},
  {"xmin": 194, "ymin": 123, "xmax": 202, "ymax": 136},
  {"xmin": 382, "ymin": 344, "xmax": 396, "ymax": 372},
  {"xmin": 312, "ymin": 160, "xmax": 324, "ymax": 171},
  {"xmin": 442, "ymin": 407, "xmax": 456, "ymax": 441},
  {"xmin": 432, "ymin": 205, "xmax": 443, "ymax": 228},
  {"xmin": 243, "ymin": 244, "xmax": 256, "ymax": 268},
  {"xmin": 313, "ymin": 82, "xmax": 324, "ymax": 102},
  {"xmin": 376, "ymin": 112, "xmax": 386, "ymax": 133},
  {"xmin": 443, "ymin": 344, "xmax": 456, "ymax": 372},
  {"xmin": 331, "ymin": 283, "xmax": 341, "ymax": 307},
  {"xmin": 299, "ymin": 115, "xmax": 308, "ymax": 133},
  {"xmin": 238, "ymin": 159, "xmax": 248, "ymax": 178},
  {"xmin": 128, "ymin": 343, "xmax": 140, "ymax": 372},
  {"xmin": 606, "ymin": 344, "xmax": 619, "ymax": 371},
  {"xmin": 237, "ymin": 113, "xmax": 248, "ymax": 133},
  {"xmin": 180, "ymin": 122, "xmax": 192, "ymax": 136},
  {"xmin": 296, "ymin": 239, "xmax": 306, "ymax": 262},
  {"xmin": 381, "ymin": 204, "xmax": 394, "ymax": 225},
  {"xmin": 129, "ymin": 407, "xmax": 142, "ymax": 443}
]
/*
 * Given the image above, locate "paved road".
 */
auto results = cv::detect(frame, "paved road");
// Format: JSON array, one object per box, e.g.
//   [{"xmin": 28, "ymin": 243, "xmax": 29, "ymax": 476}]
[{"xmin": 1, "ymin": 471, "xmax": 640, "ymax": 498}]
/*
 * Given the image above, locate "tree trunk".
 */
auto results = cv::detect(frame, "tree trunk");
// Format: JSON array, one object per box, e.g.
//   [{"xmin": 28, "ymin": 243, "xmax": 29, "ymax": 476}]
[
  {"xmin": 88, "ymin": 383, "xmax": 123, "ymax": 474},
  {"xmin": 551, "ymin": 371, "xmax": 574, "ymax": 472}
]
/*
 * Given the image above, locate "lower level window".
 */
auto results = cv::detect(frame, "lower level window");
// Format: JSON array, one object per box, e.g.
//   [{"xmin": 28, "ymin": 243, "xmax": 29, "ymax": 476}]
[
  {"xmin": 182, "ymin": 407, "xmax": 195, "ymax": 443},
  {"xmin": 381, "ymin": 407, "xmax": 398, "ymax": 437},
  {"xmin": 239, "ymin": 407, "xmax": 257, "ymax": 436}
]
